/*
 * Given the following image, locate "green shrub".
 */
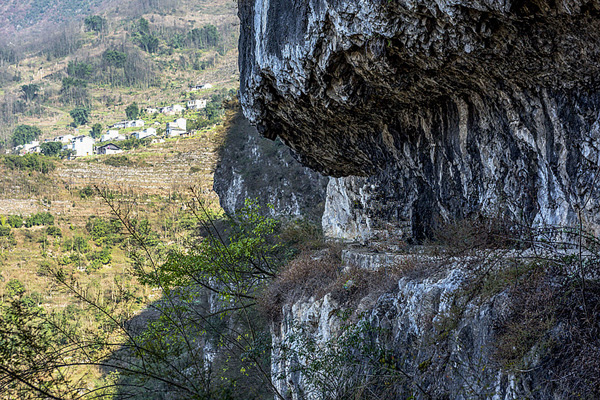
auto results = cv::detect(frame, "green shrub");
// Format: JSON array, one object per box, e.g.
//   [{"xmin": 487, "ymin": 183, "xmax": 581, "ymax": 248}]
[
  {"xmin": 25, "ymin": 212, "xmax": 54, "ymax": 228},
  {"xmin": 62, "ymin": 235, "xmax": 90, "ymax": 254},
  {"xmin": 0, "ymin": 225, "xmax": 11, "ymax": 237},
  {"xmin": 5, "ymin": 279, "xmax": 25, "ymax": 298},
  {"xmin": 102, "ymin": 155, "xmax": 137, "ymax": 168},
  {"xmin": 46, "ymin": 226, "xmax": 62, "ymax": 238},
  {"xmin": 79, "ymin": 186, "xmax": 95, "ymax": 198},
  {"xmin": 3, "ymin": 154, "xmax": 55, "ymax": 174},
  {"xmin": 7, "ymin": 215, "xmax": 23, "ymax": 228},
  {"xmin": 85, "ymin": 217, "xmax": 122, "ymax": 246},
  {"xmin": 87, "ymin": 247, "xmax": 112, "ymax": 266}
]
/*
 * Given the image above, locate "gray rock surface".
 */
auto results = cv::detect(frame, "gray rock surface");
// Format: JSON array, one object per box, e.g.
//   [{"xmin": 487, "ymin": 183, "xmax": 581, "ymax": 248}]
[
  {"xmin": 271, "ymin": 251, "xmax": 560, "ymax": 400},
  {"xmin": 213, "ymin": 110, "xmax": 327, "ymax": 221},
  {"xmin": 239, "ymin": 0, "xmax": 600, "ymax": 240}
]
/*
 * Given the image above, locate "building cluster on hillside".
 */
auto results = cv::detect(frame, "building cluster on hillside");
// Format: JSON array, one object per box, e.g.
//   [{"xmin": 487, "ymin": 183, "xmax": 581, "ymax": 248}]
[
  {"xmin": 11, "ymin": 92, "xmax": 216, "ymax": 158},
  {"xmin": 14, "ymin": 117, "xmax": 188, "ymax": 158},
  {"xmin": 188, "ymin": 83, "xmax": 212, "ymax": 92}
]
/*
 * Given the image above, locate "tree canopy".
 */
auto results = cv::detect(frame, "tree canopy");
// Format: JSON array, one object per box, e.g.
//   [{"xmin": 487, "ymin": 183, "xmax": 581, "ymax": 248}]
[
  {"xmin": 90, "ymin": 123, "xmax": 102, "ymax": 139},
  {"xmin": 125, "ymin": 103, "xmax": 139, "ymax": 120},
  {"xmin": 84, "ymin": 15, "xmax": 106, "ymax": 32},
  {"xmin": 70, "ymin": 107, "xmax": 90, "ymax": 126},
  {"xmin": 12, "ymin": 125, "xmax": 41, "ymax": 147},
  {"xmin": 21, "ymin": 84, "xmax": 39, "ymax": 102},
  {"xmin": 40, "ymin": 142, "xmax": 63, "ymax": 157}
]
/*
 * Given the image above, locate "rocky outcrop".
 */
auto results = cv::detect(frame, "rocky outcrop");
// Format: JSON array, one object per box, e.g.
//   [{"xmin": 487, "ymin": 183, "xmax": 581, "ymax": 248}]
[
  {"xmin": 239, "ymin": 0, "xmax": 600, "ymax": 240},
  {"xmin": 270, "ymin": 248, "xmax": 590, "ymax": 400},
  {"xmin": 213, "ymin": 110, "xmax": 327, "ymax": 221}
]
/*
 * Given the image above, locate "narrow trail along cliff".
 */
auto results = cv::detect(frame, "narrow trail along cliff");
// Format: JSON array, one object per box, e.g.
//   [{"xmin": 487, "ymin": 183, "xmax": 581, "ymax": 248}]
[{"xmin": 234, "ymin": 1, "xmax": 600, "ymax": 399}]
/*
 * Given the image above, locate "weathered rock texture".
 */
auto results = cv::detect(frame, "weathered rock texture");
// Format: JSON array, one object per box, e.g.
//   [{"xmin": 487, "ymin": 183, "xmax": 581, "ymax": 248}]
[
  {"xmin": 213, "ymin": 110, "xmax": 327, "ymax": 221},
  {"xmin": 270, "ymin": 249, "xmax": 583, "ymax": 400},
  {"xmin": 239, "ymin": 0, "xmax": 600, "ymax": 240}
]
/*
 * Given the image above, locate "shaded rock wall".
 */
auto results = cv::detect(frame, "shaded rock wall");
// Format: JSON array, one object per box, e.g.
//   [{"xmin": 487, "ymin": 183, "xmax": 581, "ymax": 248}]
[
  {"xmin": 213, "ymin": 110, "xmax": 327, "ymax": 221},
  {"xmin": 239, "ymin": 0, "xmax": 600, "ymax": 240}
]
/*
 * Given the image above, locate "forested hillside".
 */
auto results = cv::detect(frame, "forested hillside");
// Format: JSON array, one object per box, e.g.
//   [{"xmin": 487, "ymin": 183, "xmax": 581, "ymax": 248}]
[
  {"xmin": 0, "ymin": 1, "xmax": 251, "ymax": 398},
  {"xmin": 0, "ymin": 0, "xmax": 238, "ymax": 147}
]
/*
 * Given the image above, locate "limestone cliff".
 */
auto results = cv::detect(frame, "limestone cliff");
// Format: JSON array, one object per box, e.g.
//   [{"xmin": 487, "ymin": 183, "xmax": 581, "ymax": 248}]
[
  {"xmin": 235, "ymin": 1, "xmax": 600, "ymax": 399},
  {"xmin": 239, "ymin": 0, "xmax": 600, "ymax": 240},
  {"xmin": 213, "ymin": 110, "xmax": 327, "ymax": 221}
]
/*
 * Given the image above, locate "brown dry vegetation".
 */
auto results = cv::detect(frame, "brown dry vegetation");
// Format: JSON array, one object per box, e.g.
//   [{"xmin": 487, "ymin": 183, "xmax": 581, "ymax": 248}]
[{"xmin": 260, "ymin": 245, "xmax": 418, "ymax": 323}]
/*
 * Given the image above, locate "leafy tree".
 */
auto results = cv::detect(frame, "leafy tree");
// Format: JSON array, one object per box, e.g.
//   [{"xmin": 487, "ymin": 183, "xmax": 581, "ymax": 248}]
[
  {"xmin": 125, "ymin": 103, "xmax": 139, "ymax": 120},
  {"xmin": 11, "ymin": 125, "xmax": 41, "ymax": 147},
  {"xmin": 84, "ymin": 15, "xmax": 106, "ymax": 32},
  {"xmin": 25, "ymin": 212, "xmax": 54, "ymax": 228},
  {"xmin": 46, "ymin": 226, "xmax": 62, "ymax": 238},
  {"xmin": 67, "ymin": 60, "xmax": 92, "ymax": 80},
  {"xmin": 137, "ymin": 34, "xmax": 159, "ymax": 53},
  {"xmin": 90, "ymin": 123, "xmax": 102, "ymax": 139},
  {"xmin": 7, "ymin": 215, "xmax": 23, "ymax": 228},
  {"xmin": 39, "ymin": 141, "xmax": 63, "ymax": 157},
  {"xmin": 134, "ymin": 18, "xmax": 159, "ymax": 53},
  {"xmin": 187, "ymin": 25, "xmax": 220, "ymax": 49},
  {"xmin": 2, "ymin": 154, "xmax": 55, "ymax": 174},
  {"xmin": 85, "ymin": 216, "xmax": 123, "ymax": 246},
  {"xmin": 21, "ymin": 84, "xmax": 39, "ymax": 102},
  {"xmin": 62, "ymin": 77, "xmax": 87, "ymax": 90},
  {"xmin": 70, "ymin": 107, "xmax": 90, "ymax": 126},
  {"xmin": 102, "ymin": 50, "xmax": 126, "ymax": 68},
  {"xmin": 137, "ymin": 18, "xmax": 150, "ymax": 35},
  {"xmin": 60, "ymin": 149, "xmax": 76, "ymax": 159},
  {"xmin": 5, "ymin": 279, "xmax": 25, "ymax": 298}
]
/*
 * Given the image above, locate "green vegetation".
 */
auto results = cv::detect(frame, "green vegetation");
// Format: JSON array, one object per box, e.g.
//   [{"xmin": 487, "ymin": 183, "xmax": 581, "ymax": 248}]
[
  {"xmin": 3, "ymin": 153, "xmax": 55, "ymax": 173},
  {"xmin": 5, "ymin": 279, "xmax": 25, "ymax": 298},
  {"xmin": 85, "ymin": 216, "xmax": 123, "ymax": 246},
  {"xmin": 25, "ymin": 212, "xmax": 54, "ymax": 227},
  {"xmin": 20, "ymin": 83, "xmax": 39, "ymax": 102},
  {"xmin": 40, "ymin": 141, "xmax": 63, "ymax": 157},
  {"xmin": 125, "ymin": 102, "xmax": 139, "ymax": 119},
  {"xmin": 84, "ymin": 15, "xmax": 106, "ymax": 33},
  {"xmin": 91, "ymin": 123, "xmax": 103, "ymax": 139},
  {"xmin": 67, "ymin": 60, "xmax": 93, "ymax": 80},
  {"xmin": 70, "ymin": 107, "xmax": 90, "ymax": 126},
  {"xmin": 7, "ymin": 214, "xmax": 23, "ymax": 228},
  {"xmin": 133, "ymin": 18, "xmax": 159, "ymax": 54},
  {"xmin": 102, "ymin": 49, "xmax": 127, "ymax": 68},
  {"xmin": 12, "ymin": 124, "xmax": 41, "ymax": 147}
]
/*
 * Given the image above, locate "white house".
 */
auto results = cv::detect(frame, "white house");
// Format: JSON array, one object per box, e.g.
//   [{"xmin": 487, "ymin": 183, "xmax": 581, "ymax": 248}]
[
  {"xmin": 189, "ymin": 83, "xmax": 211, "ymax": 91},
  {"xmin": 187, "ymin": 99, "xmax": 207, "ymax": 110},
  {"xmin": 167, "ymin": 118, "xmax": 187, "ymax": 137},
  {"xmin": 96, "ymin": 143, "xmax": 123, "ymax": 155},
  {"xmin": 111, "ymin": 120, "xmax": 145, "ymax": 129},
  {"xmin": 70, "ymin": 136, "xmax": 95, "ymax": 157},
  {"xmin": 100, "ymin": 130, "xmax": 125, "ymax": 142},
  {"xmin": 161, "ymin": 104, "xmax": 185, "ymax": 115},
  {"xmin": 133, "ymin": 127, "xmax": 157, "ymax": 140},
  {"xmin": 145, "ymin": 107, "xmax": 159, "ymax": 114},
  {"xmin": 53, "ymin": 134, "xmax": 74, "ymax": 143},
  {"xmin": 22, "ymin": 141, "xmax": 40, "ymax": 154}
]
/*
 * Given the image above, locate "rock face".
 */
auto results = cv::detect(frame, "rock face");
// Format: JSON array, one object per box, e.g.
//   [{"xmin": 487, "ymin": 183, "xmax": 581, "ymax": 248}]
[
  {"xmin": 213, "ymin": 110, "xmax": 327, "ymax": 221},
  {"xmin": 239, "ymin": 0, "xmax": 600, "ymax": 240},
  {"xmin": 270, "ymin": 249, "xmax": 582, "ymax": 400}
]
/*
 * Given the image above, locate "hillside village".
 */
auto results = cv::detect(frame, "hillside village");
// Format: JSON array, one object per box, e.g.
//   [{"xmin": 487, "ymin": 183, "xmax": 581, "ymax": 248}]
[{"xmin": 9, "ymin": 88, "xmax": 218, "ymax": 158}]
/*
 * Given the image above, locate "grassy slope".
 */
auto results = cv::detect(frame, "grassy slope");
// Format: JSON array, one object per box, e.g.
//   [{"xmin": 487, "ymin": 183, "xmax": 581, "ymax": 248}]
[{"xmin": 0, "ymin": 1, "xmax": 238, "ymax": 393}]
